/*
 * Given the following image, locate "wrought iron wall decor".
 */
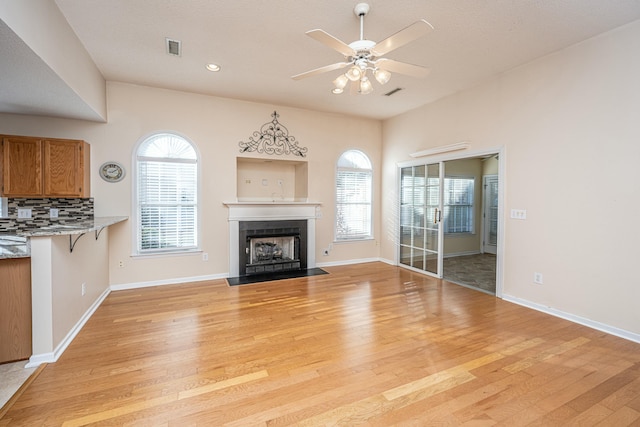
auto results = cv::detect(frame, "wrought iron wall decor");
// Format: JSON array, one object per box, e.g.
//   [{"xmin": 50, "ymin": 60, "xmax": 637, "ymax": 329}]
[{"xmin": 239, "ymin": 111, "xmax": 308, "ymax": 157}]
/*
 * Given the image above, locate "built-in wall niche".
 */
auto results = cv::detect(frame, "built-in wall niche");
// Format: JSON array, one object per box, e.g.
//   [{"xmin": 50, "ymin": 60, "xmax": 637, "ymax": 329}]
[{"xmin": 236, "ymin": 157, "xmax": 308, "ymax": 202}]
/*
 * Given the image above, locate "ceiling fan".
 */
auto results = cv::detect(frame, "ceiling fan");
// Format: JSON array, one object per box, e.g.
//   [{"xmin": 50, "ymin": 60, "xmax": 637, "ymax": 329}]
[{"xmin": 292, "ymin": 2, "xmax": 433, "ymax": 95}]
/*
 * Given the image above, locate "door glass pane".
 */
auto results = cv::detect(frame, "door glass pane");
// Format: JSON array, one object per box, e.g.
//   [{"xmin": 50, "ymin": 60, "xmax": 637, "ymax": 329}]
[
  {"xmin": 400, "ymin": 245, "xmax": 412, "ymax": 265},
  {"xmin": 413, "ymin": 206, "xmax": 425, "ymax": 228},
  {"xmin": 414, "ymin": 227, "xmax": 426, "ymax": 249},
  {"xmin": 426, "ymin": 252, "xmax": 438, "ymax": 273},
  {"xmin": 400, "ymin": 226, "xmax": 413, "ymax": 246},
  {"xmin": 488, "ymin": 179, "xmax": 498, "ymax": 245},
  {"xmin": 400, "ymin": 205, "xmax": 413, "ymax": 227},
  {"xmin": 412, "ymin": 249, "xmax": 425, "ymax": 270},
  {"xmin": 425, "ymin": 229, "xmax": 438, "ymax": 252}
]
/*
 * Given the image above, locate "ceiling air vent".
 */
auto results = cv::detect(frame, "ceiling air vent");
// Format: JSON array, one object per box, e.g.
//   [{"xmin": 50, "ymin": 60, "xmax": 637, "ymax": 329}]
[
  {"xmin": 165, "ymin": 38, "xmax": 182, "ymax": 56},
  {"xmin": 384, "ymin": 87, "xmax": 403, "ymax": 97}
]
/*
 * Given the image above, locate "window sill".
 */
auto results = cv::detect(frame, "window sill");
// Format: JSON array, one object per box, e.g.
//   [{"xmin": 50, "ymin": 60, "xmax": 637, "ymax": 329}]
[
  {"xmin": 131, "ymin": 249, "xmax": 202, "ymax": 259},
  {"xmin": 334, "ymin": 237, "xmax": 375, "ymax": 244}
]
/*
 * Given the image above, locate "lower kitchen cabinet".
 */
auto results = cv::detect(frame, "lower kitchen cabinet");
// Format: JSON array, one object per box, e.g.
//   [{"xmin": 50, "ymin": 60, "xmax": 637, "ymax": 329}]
[{"xmin": 0, "ymin": 257, "xmax": 32, "ymax": 363}]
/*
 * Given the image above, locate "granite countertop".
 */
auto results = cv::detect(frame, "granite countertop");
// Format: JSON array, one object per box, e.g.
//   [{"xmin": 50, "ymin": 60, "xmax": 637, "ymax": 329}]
[
  {"xmin": 0, "ymin": 235, "xmax": 29, "ymax": 259},
  {"xmin": 0, "ymin": 216, "xmax": 128, "ymax": 259},
  {"xmin": 16, "ymin": 216, "xmax": 128, "ymax": 237}
]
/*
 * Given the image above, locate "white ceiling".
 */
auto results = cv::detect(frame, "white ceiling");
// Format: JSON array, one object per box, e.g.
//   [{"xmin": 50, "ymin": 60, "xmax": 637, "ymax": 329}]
[{"xmin": 4, "ymin": 0, "xmax": 640, "ymax": 121}]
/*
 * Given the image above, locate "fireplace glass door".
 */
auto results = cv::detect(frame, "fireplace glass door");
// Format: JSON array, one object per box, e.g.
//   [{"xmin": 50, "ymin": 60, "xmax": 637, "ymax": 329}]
[
  {"xmin": 250, "ymin": 236, "xmax": 296, "ymax": 265},
  {"xmin": 245, "ymin": 235, "xmax": 300, "ymax": 275}
]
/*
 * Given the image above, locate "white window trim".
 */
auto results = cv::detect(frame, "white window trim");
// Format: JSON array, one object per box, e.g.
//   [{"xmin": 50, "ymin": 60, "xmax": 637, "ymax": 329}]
[
  {"xmin": 131, "ymin": 131, "xmax": 202, "ymax": 257},
  {"xmin": 335, "ymin": 149, "xmax": 374, "ymax": 242}
]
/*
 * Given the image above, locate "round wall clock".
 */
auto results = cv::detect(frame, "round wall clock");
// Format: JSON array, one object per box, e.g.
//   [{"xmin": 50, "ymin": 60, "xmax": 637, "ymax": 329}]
[{"xmin": 99, "ymin": 162, "xmax": 126, "ymax": 182}]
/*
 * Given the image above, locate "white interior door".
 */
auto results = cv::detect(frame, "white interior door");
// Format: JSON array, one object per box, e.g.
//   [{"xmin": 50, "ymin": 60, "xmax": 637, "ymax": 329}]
[
  {"xmin": 483, "ymin": 175, "xmax": 498, "ymax": 255},
  {"xmin": 399, "ymin": 163, "xmax": 443, "ymax": 276}
]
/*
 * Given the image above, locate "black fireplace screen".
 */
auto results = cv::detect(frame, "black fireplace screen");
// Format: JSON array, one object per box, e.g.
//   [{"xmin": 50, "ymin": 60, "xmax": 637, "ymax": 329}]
[
  {"xmin": 250, "ymin": 236, "xmax": 296, "ymax": 264},
  {"xmin": 239, "ymin": 220, "xmax": 307, "ymax": 276}
]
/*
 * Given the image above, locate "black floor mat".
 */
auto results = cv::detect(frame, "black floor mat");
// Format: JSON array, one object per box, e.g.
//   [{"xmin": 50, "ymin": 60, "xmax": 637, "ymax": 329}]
[{"xmin": 227, "ymin": 268, "xmax": 328, "ymax": 286}]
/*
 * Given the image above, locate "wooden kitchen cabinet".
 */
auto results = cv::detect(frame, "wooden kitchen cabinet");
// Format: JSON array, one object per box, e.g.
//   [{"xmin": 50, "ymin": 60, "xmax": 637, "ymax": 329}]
[
  {"xmin": 0, "ymin": 136, "xmax": 43, "ymax": 197},
  {"xmin": 0, "ymin": 257, "xmax": 32, "ymax": 363},
  {"xmin": 1, "ymin": 135, "xmax": 90, "ymax": 197}
]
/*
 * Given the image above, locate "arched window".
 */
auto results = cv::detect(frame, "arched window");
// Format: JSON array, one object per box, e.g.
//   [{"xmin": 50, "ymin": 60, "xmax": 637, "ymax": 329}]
[
  {"xmin": 336, "ymin": 150, "xmax": 373, "ymax": 240},
  {"xmin": 135, "ymin": 133, "xmax": 199, "ymax": 254}
]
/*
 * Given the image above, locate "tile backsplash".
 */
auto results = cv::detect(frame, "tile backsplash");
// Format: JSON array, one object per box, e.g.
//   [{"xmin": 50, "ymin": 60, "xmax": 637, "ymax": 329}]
[{"xmin": 0, "ymin": 198, "xmax": 94, "ymax": 232}]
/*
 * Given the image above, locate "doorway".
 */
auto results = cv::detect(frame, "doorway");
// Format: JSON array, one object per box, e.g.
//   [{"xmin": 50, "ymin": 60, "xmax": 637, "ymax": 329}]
[{"xmin": 398, "ymin": 151, "xmax": 502, "ymax": 296}]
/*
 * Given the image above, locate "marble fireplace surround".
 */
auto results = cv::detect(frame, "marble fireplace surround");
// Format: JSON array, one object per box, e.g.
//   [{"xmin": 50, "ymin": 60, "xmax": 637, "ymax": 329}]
[{"xmin": 224, "ymin": 202, "xmax": 321, "ymax": 277}]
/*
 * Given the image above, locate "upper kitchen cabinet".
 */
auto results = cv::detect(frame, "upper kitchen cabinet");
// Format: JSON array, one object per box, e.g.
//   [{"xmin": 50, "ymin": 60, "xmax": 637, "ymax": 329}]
[
  {"xmin": 43, "ymin": 139, "xmax": 90, "ymax": 197},
  {"xmin": 1, "ymin": 135, "xmax": 90, "ymax": 198}
]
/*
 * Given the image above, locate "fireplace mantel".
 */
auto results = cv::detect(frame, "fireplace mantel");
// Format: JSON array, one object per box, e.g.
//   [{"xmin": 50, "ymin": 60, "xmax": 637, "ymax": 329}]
[
  {"xmin": 224, "ymin": 201, "xmax": 321, "ymax": 277},
  {"xmin": 223, "ymin": 201, "xmax": 321, "ymax": 222}
]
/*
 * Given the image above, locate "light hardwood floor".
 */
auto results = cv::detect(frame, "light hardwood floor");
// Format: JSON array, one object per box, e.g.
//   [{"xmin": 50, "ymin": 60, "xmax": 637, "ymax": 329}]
[{"xmin": 1, "ymin": 262, "xmax": 639, "ymax": 426}]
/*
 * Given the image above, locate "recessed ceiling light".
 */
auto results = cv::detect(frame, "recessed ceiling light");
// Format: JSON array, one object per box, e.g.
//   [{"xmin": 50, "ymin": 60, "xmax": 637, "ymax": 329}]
[{"xmin": 206, "ymin": 63, "xmax": 221, "ymax": 72}]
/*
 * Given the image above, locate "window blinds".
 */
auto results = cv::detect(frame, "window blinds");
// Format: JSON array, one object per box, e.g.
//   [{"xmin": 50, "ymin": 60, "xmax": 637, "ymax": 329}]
[
  {"xmin": 336, "ymin": 169, "xmax": 372, "ymax": 240},
  {"xmin": 137, "ymin": 159, "xmax": 198, "ymax": 252},
  {"xmin": 443, "ymin": 177, "xmax": 474, "ymax": 233}
]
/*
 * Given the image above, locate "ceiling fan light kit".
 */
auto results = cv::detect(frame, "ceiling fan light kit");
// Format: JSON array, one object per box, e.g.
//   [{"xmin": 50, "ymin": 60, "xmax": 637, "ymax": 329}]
[{"xmin": 292, "ymin": 2, "xmax": 433, "ymax": 95}]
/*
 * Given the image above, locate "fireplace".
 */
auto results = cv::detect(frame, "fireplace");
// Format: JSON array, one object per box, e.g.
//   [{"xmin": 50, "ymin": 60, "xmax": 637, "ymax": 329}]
[
  {"xmin": 224, "ymin": 201, "xmax": 321, "ymax": 278},
  {"xmin": 239, "ymin": 220, "xmax": 307, "ymax": 276}
]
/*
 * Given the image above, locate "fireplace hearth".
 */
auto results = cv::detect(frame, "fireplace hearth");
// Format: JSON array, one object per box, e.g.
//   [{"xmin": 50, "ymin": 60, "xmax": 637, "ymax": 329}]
[{"xmin": 239, "ymin": 220, "xmax": 307, "ymax": 276}]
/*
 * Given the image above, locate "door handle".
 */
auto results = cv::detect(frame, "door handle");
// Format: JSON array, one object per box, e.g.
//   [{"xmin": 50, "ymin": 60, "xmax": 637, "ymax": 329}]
[{"xmin": 433, "ymin": 208, "xmax": 442, "ymax": 224}]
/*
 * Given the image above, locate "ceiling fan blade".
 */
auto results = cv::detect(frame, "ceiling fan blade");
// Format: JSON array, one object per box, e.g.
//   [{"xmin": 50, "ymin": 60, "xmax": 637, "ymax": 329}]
[
  {"xmin": 291, "ymin": 62, "xmax": 350, "ymax": 80},
  {"xmin": 375, "ymin": 58, "xmax": 430, "ymax": 78},
  {"xmin": 371, "ymin": 19, "xmax": 434, "ymax": 57},
  {"xmin": 306, "ymin": 29, "xmax": 355, "ymax": 57}
]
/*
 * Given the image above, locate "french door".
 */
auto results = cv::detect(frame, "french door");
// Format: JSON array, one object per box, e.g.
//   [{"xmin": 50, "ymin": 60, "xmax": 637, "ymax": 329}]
[
  {"xmin": 483, "ymin": 175, "xmax": 499, "ymax": 254},
  {"xmin": 399, "ymin": 162, "xmax": 443, "ymax": 277}
]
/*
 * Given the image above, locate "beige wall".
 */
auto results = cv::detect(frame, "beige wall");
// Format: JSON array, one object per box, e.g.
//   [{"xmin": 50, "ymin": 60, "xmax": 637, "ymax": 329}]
[
  {"xmin": 51, "ymin": 230, "xmax": 109, "ymax": 347},
  {"xmin": 30, "ymin": 230, "xmax": 109, "ymax": 359},
  {"xmin": 0, "ymin": 82, "xmax": 382, "ymax": 286},
  {"xmin": 382, "ymin": 20, "xmax": 640, "ymax": 336},
  {"xmin": 0, "ymin": 0, "xmax": 106, "ymax": 120}
]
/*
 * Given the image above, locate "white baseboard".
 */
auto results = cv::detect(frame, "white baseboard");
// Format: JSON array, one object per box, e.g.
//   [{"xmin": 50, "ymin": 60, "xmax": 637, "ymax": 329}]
[
  {"xmin": 316, "ymin": 257, "xmax": 382, "ymax": 268},
  {"xmin": 25, "ymin": 352, "xmax": 55, "ymax": 368},
  {"xmin": 502, "ymin": 294, "xmax": 640, "ymax": 344},
  {"xmin": 110, "ymin": 273, "xmax": 228, "ymax": 291},
  {"xmin": 27, "ymin": 287, "xmax": 111, "ymax": 368}
]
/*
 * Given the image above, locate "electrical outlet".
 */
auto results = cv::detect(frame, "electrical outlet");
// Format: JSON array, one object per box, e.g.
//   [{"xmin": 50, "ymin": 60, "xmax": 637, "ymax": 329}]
[
  {"xmin": 202, "ymin": 252, "xmax": 209, "ymax": 261},
  {"xmin": 50, "ymin": 208, "xmax": 59, "ymax": 218},
  {"xmin": 118, "ymin": 260, "xmax": 124, "ymax": 268},
  {"xmin": 81, "ymin": 283, "xmax": 86, "ymax": 296},
  {"xmin": 17, "ymin": 208, "xmax": 32, "ymax": 219},
  {"xmin": 510, "ymin": 209, "xmax": 527, "ymax": 220},
  {"xmin": 533, "ymin": 272, "xmax": 543, "ymax": 284}
]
